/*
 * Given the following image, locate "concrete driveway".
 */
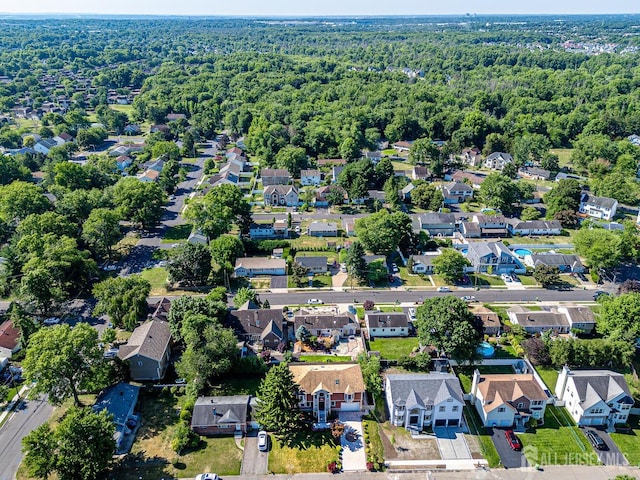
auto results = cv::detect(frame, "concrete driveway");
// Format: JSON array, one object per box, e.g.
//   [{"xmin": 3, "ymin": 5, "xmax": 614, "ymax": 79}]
[
  {"xmin": 580, "ymin": 428, "xmax": 629, "ymax": 466},
  {"xmin": 339, "ymin": 412, "xmax": 367, "ymax": 472},
  {"xmin": 434, "ymin": 427, "xmax": 472, "ymax": 459},
  {"xmin": 241, "ymin": 431, "xmax": 269, "ymax": 475},
  {"xmin": 489, "ymin": 427, "xmax": 528, "ymax": 468}
]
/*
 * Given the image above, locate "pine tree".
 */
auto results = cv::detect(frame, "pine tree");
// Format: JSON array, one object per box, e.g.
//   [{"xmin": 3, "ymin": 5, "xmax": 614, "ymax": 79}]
[{"xmin": 254, "ymin": 363, "xmax": 304, "ymax": 438}]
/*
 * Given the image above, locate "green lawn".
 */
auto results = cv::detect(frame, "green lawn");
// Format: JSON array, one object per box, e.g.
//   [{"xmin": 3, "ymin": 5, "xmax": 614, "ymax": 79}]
[
  {"xmin": 268, "ymin": 431, "xmax": 340, "ymax": 474},
  {"xmin": 519, "ymin": 406, "xmax": 595, "ymax": 466},
  {"xmin": 610, "ymin": 416, "xmax": 640, "ymax": 466},
  {"xmin": 468, "ymin": 274, "xmax": 505, "ymax": 287},
  {"xmin": 463, "ymin": 404, "xmax": 501, "ymax": 468},
  {"xmin": 297, "ymin": 355, "xmax": 352, "ymax": 363},
  {"xmin": 209, "ymin": 376, "xmax": 263, "ymax": 396},
  {"xmin": 139, "ymin": 267, "xmax": 169, "ymax": 294},
  {"xmin": 397, "ymin": 267, "xmax": 432, "ymax": 287},
  {"xmin": 295, "ymin": 251, "xmax": 338, "ymax": 263},
  {"xmin": 493, "ymin": 344, "xmax": 520, "ymax": 359},
  {"xmin": 517, "ymin": 275, "xmax": 539, "ymax": 286},
  {"xmin": 535, "ymin": 366, "xmax": 560, "ymax": 394},
  {"xmin": 161, "ymin": 224, "xmax": 193, "ymax": 243},
  {"xmin": 363, "ymin": 420, "xmax": 385, "ymax": 466},
  {"xmin": 368, "ymin": 337, "xmax": 419, "ymax": 360},
  {"xmin": 550, "ymin": 148, "xmax": 574, "ymax": 168}
]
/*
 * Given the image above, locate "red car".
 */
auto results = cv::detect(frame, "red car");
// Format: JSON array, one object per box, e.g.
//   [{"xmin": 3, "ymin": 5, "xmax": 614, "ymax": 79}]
[{"xmin": 504, "ymin": 430, "xmax": 522, "ymax": 451}]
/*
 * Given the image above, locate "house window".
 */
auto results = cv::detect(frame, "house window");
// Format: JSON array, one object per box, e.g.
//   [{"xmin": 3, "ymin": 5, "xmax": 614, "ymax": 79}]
[
  {"xmin": 516, "ymin": 402, "xmax": 524, "ymax": 409},
  {"xmin": 137, "ymin": 361, "xmax": 143, "ymax": 367},
  {"xmin": 498, "ymin": 407, "xmax": 506, "ymax": 413},
  {"xmin": 439, "ymin": 406, "xmax": 445, "ymax": 412},
  {"xmin": 452, "ymin": 406, "xmax": 459, "ymax": 412},
  {"xmin": 331, "ymin": 401, "xmax": 336, "ymax": 407}
]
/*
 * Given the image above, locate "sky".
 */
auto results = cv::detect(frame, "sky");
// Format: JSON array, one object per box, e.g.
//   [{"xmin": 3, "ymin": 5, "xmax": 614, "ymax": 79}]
[{"xmin": 0, "ymin": 0, "xmax": 639, "ymax": 16}]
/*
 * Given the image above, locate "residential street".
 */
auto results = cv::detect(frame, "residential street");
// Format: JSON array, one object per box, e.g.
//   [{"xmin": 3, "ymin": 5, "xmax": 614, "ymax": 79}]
[{"xmin": 0, "ymin": 395, "xmax": 53, "ymax": 480}]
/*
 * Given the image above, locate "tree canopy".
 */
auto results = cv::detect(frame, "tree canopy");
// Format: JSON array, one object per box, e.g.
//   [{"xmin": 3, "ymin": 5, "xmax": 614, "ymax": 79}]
[{"xmin": 254, "ymin": 363, "xmax": 304, "ymax": 438}]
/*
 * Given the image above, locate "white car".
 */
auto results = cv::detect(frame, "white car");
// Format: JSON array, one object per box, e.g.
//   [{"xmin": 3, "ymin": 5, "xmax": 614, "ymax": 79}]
[
  {"xmin": 103, "ymin": 347, "xmax": 119, "ymax": 359},
  {"xmin": 461, "ymin": 295, "xmax": 477, "ymax": 302},
  {"xmin": 195, "ymin": 474, "xmax": 219, "ymax": 480},
  {"xmin": 43, "ymin": 317, "xmax": 61, "ymax": 325},
  {"xmin": 102, "ymin": 264, "xmax": 118, "ymax": 271},
  {"xmin": 436, "ymin": 286, "xmax": 451, "ymax": 292},
  {"xmin": 257, "ymin": 430, "xmax": 268, "ymax": 451},
  {"xmin": 408, "ymin": 308, "xmax": 416, "ymax": 320},
  {"xmin": 307, "ymin": 298, "xmax": 323, "ymax": 305}
]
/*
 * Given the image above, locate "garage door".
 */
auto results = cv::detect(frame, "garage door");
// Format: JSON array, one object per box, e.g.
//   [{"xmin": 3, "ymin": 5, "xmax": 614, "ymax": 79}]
[
  {"xmin": 340, "ymin": 402, "xmax": 360, "ymax": 411},
  {"xmin": 435, "ymin": 419, "xmax": 447, "ymax": 426},
  {"xmin": 447, "ymin": 419, "xmax": 460, "ymax": 427}
]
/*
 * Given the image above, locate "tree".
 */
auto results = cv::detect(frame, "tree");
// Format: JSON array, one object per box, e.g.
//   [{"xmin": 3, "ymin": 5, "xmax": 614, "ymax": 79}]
[
  {"xmin": 357, "ymin": 352, "xmax": 382, "ymax": 395},
  {"xmin": 411, "ymin": 183, "xmax": 443, "ymax": 211},
  {"xmin": 409, "ymin": 138, "xmax": 439, "ymax": 165},
  {"xmin": 502, "ymin": 162, "xmax": 517, "ymax": 179},
  {"xmin": 151, "ymin": 141, "xmax": 181, "ymax": 161},
  {"xmin": 355, "ymin": 210, "xmax": 413, "ymax": 255},
  {"xmin": 22, "ymin": 323, "xmax": 107, "ymax": 406},
  {"xmin": 209, "ymin": 235, "xmax": 244, "ymax": 273},
  {"xmin": 52, "ymin": 162, "xmax": 91, "ymax": 190},
  {"xmin": 345, "ymin": 241, "xmax": 367, "ymax": 283},
  {"xmin": 20, "ymin": 268, "xmax": 65, "ymax": 314},
  {"xmin": 414, "ymin": 296, "xmax": 483, "ymax": 362},
  {"xmin": 233, "ymin": 286, "xmax": 259, "ymax": 309},
  {"xmin": 618, "ymin": 280, "xmax": 640, "ymax": 295},
  {"xmin": 0, "ymin": 154, "xmax": 31, "ymax": 185},
  {"xmin": 254, "ymin": 363, "xmax": 304, "ymax": 437},
  {"xmin": 22, "ymin": 407, "xmax": 115, "ymax": 480},
  {"xmin": 167, "ymin": 295, "xmax": 227, "ymax": 342},
  {"xmin": 573, "ymin": 228, "xmax": 621, "ymax": 270},
  {"xmin": 540, "ymin": 152, "xmax": 559, "ymax": 172},
  {"xmin": 8, "ymin": 302, "xmax": 38, "ymax": 349},
  {"xmin": 521, "ymin": 337, "xmax": 550, "ymax": 366},
  {"xmin": 185, "ymin": 184, "xmax": 251, "ymax": 238},
  {"xmin": 368, "ymin": 259, "xmax": 390, "ymax": 283},
  {"xmin": 543, "ymin": 179, "xmax": 582, "ymax": 217},
  {"xmin": 167, "ymin": 242, "xmax": 212, "ymax": 286},
  {"xmin": 290, "ymin": 261, "xmax": 310, "ymax": 288},
  {"xmin": 512, "ymin": 134, "xmax": 551, "ymax": 167},
  {"xmin": 296, "ymin": 325, "xmax": 311, "ymax": 343},
  {"xmin": 533, "ymin": 264, "xmax": 561, "ymax": 287},
  {"xmin": 520, "ymin": 206, "xmax": 541, "ymax": 221},
  {"xmin": 597, "ymin": 293, "xmax": 640, "ymax": 342},
  {"xmin": 0, "ymin": 181, "xmax": 51, "ymax": 224},
  {"xmin": 617, "ymin": 220, "xmax": 640, "ymax": 261},
  {"xmin": 374, "ymin": 157, "xmax": 394, "ymax": 187},
  {"xmin": 76, "ymin": 127, "xmax": 107, "ymax": 149},
  {"xmin": 111, "ymin": 177, "xmax": 166, "ymax": 229},
  {"xmin": 479, "ymin": 173, "xmax": 519, "ymax": 212},
  {"xmin": 553, "ymin": 209, "xmax": 579, "ymax": 228},
  {"xmin": 592, "ymin": 171, "xmax": 640, "ymax": 206},
  {"xmin": 431, "ymin": 249, "xmax": 470, "ymax": 283},
  {"xmin": 92, "ymin": 276, "xmax": 151, "ymax": 331},
  {"xmin": 275, "ymin": 145, "xmax": 307, "ymax": 178},
  {"xmin": 81, "ymin": 208, "xmax": 122, "ymax": 259}
]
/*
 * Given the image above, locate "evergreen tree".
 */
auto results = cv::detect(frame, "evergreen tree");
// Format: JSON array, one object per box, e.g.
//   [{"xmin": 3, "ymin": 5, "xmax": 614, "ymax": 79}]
[{"xmin": 254, "ymin": 363, "xmax": 304, "ymax": 438}]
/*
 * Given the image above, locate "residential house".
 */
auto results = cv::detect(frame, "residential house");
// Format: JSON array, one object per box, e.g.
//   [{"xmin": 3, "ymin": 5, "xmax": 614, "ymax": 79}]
[
  {"xmin": 442, "ymin": 181, "xmax": 474, "ymax": 205},
  {"xmin": 293, "ymin": 310, "xmax": 359, "ymax": 339},
  {"xmin": 343, "ymin": 218, "xmax": 356, "ymax": 237},
  {"xmin": 249, "ymin": 222, "xmax": 276, "ymax": 240},
  {"xmin": 296, "ymin": 256, "xmax": 328, "ymax": 274},
  {"xmin": 137, "ymin": 169, "xmax": 160, "ymax": 183},
  {"xmin": 412, "ymin": 213, "xmax": 457, "ymax": 237},
  {"xmin": 393, "ymin": 141, "xmax": 413, "ymax": 153},
  {"xmin": 472, "ymin": 214, "xmax": 509, "ymax": 237},
  {"xmin": 449, "ymin": 170, "xmax": 486, "ymax": 189},
  {"xmin": 628, "ymin": 134, "xmax": 640, "ymax": 147},
  {"xmin": 191, "ymin": 395, "xmax": 252, "ymax": 435},
  {"xmin": 526, "ymin": 253, "xmax": 585, "ymax": 273},
  {"xmin": 518, "ymin": 166, "xmax": 551, "ymax": 180},
  {"xmin": 318, "ymin": 158, "xmax": 347, "ymax": 167},
  {"xmin": 273, "ymin": 220, "xmax": 288, "ymax": 238},
  {"xmin": 465, "ymin": 241, "xmax": 525, "ymax": 274},
  {"xmin": 507, "ymin": 305, "xmax": 570, "ymax": 334},
  {"xmin": 331, "ymin": 166, "xmax": 345, "ymax": 184},
  {"xmin": 226, "ymin": 147, "xmax": 245, "ymax": 158},
  {"xmin": 233, "ymin": 258, "xmax": 287, "ymax": 277},
  {"xmin": 34, "ymin": 138, "xmax": 58, "ymax": 155},
  {"xmin": 470, "ymin": 371, "xmax": 548, "ymax": 428},
  {"xmin": 363, "ymin": 151, "xmax": 382, "ymax": 162},
  {"xmin": 508, "ymin": 220, "xmax": 562, "ymax": 236},
  {"xmin": 93, "ymin": 383, "xmax": 140, "ymax": 453},
  {"xmin": 410, "ymin": 253, "xmax": 440, "ymax": 275},
  {"xmin": 301, "ymin": 169, "xmax": 322, "ymax": 186},
  {"xmin": 226, "ymin": 303, "xmax": 285, "ymax": 349},
  {"xmin": 0, "ymin": 320, "xmax": 20, "ymax": 358},
  {"xmin": 116, "ymin": 155, "xmax": 133, "ymax": 171},
  {"xmin": 557, "ymin": 306, "xmax": 596, "ymax": 334},
  {"xmin": 263, "ymin": 185, "xmax": 299, "ymax": 207},
  {"xmin": 150, "ymin": 297, "xmax": 172, "ymax": 322},
  {"xmin": 412, "ymin": 166, "xmax": 430, "ymax": 181},
  {"xmin": 316, "ymin": 185, "xmax": 347, "ymax": 207},
  {"xmin": 365, "ymin": 312, "xmax": 410, "ymax": 338},
  {"xmin": 53, "ymin": 132, "xmax": 73, "ymax": 145},
  {"xmin": 261, "ymin": 168, "xmax": 291, "ymax": 186},
  {"xmin": 307, "ymin": 221, "xmax": 338, "ymax": 237},
  {"xmin": 123, "ymin": 124, "xmax": 141, "ymax": 135},
  {"xmin": 471, "ymin": 306, "xmax": 501, "ymax": 336},
  {"xmin": 117, "ymin": 320, "xmax": 172, "ymax": 381},
  {"xmin": 461, "ymin": 147, "xmax": 483, "ymax": 167},
  {"xmin": 386, "ymin": 373, "xmax": 465, "ymax": 430},
  {"xmin": 579, "ymin": 193, "xmax": 618, "ymax": 220},
  {"xmin": 289, "ymin": 363, "xmax": 366, "ymax": 423},
  {"xmin": 555, "ymin": 367, "xmax": 634, "ymax": 430},
  {"xmin": 188, "ymin": 230, "xmax": 208, "ymax": 245},
  {"xmin": 401, "ymin": 183, "xmax": 416, "ymax": 202},
  {"xmin": 484, "ymin": 152, "xmax": 513, "ymax": 170},
  {"xmin": 166, "ymin": 113, "xmax": 187, "ymax": 122}
]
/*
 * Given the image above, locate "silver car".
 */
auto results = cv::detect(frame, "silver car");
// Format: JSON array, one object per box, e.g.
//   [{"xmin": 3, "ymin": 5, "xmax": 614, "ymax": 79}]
[{"xmin": 257, "ymin": 430, "xmax": 268, "ymax": 451}]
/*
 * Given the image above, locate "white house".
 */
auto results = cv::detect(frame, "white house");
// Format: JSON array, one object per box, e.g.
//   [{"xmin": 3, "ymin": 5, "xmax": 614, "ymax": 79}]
[
  {"xmin": 307, "ymin": 221, "xmax": 338, "ymax": 237},
  {"xmin": 53, "ymin": 132, "xmax": 73, "ymax": 145},
  {"xmin": 470, "ymin": 370, "xmax": 548, "ymax": 428},
  {"xmin": 34, "ymin": 138, "xmax": 58, "ymax": 155},
  {"xmin": 385, "ymin": 373, "xmax": 465, "ymax": 430},
  {"xmin": 555, "ymin": 367, "xmax": 634, "ymax": 430},
  {"xmin": 365, "ymin": 312, "xmax": 409, "ymax": 338},
  {"xmin": 579, "ymin": 193, "xmax": 618, "ymax": 220},
  {"xmin": 263, "ymin": 185, "xmax": 299, "ymax": 207},
  {"xmin": 300, "ymin": 169, "xmax": 322, "ymax": 186},
  {"xmin": 442, "ymin": 181, "xmax": 474, "ymax": 204},
  {"xmin": 508, "ymin": 220, "xmax": 562, "ymax": 236},
  {"xmin": 484, "ymin": 152, "xmax": 513, "ymax": 171},
  {"xmin": 233, "ymin": 258, "xmax": 287, "ymax": 277},
  {"xmin": 249, "ymin": 223, "xmax": 276, "ymax": 239},
  {"xmin": 410, "ymin": 253, "xmax": 441, "ymax": 274},
  {"xmin": 507, "ymin": 305, "xmax": 570, "ymax": 334}
]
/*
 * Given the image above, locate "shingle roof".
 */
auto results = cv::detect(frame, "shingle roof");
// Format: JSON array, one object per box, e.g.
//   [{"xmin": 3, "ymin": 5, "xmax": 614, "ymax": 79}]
[
  {"xmin": 507, "ymin": 306, "xmax": 569, "ymax": 328},
  {"xmin": 289, "ymin": 363, "xmax": 365, "ymax": 395},
  {"xmin": 387, "ymin": 373, "xmax": 464, "ymax": 408},
  {"xmin": 471, "ymin": 306, "xmax": 501, "ymax": 330},
  {"xmin": 532, "ymin": 253, "xmax": 583, "ymax": 269},
  {"xmin": 296, "ymin": 256, "xmax": 327, "ymax": 269},
  {"xmin": 234, "ymin": 257, "xmax": 286, "ymax": 270},
  {"xmin": 226, "ymin": 308, "xmax": 285, "ymax": 338},
  {"xmin": 0, "ymin": 320, "xmax": 20, "ymax": 351},
  {"xmin": 261, "ymin": 168, "xmax": 290, "ymax": 178},
  {"xmin": 365, "ymin": 312, "xmax": 409, "ymax": 329},
  {"xmin": 566, "ymin": 370, "xmax": 633, "ymax": 410},
  {"xmin": 416, "ymin": 213, "xmax": 456, "ymax": 226},
  {"xmin": 293, "ymin": 313, "xmax": 358, "ymax": 332},
  {"xmin": 191, "ymin": 395, "xmax": 251, "ymax": 428},
  {"xmin": 117, "ymin": 320, "xmax": 171, "ymax": 363},
  {"xmin": 308, "ymin": 221, "xmax": 337, "ymax": 232},
  {"xmin": 476, "ymin": 373, "xmax": 547, "ymax": 413},
  {"xmin": 581, "ymin": 193, "xmax": 617, "ymax": 210},
  {"xmin": 93, "ymin": 383, "xmax": 139, "ymax": 426}
]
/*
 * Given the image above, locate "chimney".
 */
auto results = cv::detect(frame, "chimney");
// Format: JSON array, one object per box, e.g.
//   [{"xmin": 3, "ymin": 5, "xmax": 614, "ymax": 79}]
[
  {"xmin": 556, "ymin": 365, "xmax": 571, "ymax": 399},
  {"xmin": 470, "ymin": 369, "xmax": 481, "ymax": 398}
]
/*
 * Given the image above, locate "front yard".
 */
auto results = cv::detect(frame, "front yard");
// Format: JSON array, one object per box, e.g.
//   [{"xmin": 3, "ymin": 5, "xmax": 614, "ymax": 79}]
[
  {"xmin": 609, "ymin": 415, "xmax": 640, "ymax": 466},
  {"xmin": 268, "ymin": 431, "xmax": 340, "ymax": 474},
  {"xmin": 378, "ymin": 422, "xmax": 440, "ymax": 461},
  {"xmin": 367, "ymin": 337, "xmax": 419, "ymax": 360}
]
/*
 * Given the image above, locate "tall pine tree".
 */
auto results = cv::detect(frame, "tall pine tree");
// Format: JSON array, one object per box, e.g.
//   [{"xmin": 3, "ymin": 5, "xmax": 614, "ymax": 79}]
[{"xmin": 254, "ymin": 363, "xmax": 304, "ymax": 438}]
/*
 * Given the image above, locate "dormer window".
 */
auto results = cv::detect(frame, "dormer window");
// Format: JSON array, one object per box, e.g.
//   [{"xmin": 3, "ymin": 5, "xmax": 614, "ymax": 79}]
[{"xmin": 335, "ymin": 379, "xmax": 339, "ymax": 385}]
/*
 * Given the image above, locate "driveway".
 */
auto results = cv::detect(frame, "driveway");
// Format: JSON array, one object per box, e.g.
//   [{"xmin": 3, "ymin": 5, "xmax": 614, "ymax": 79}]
[
  {"xmin": 241, "ymin": 431, "xmax": 269, "ymax": 475},
  {"xmin": 270, "ymin": 276, "xmax": 288, "ymax": 289},
  {"xmin": 580, "ymin": 427, "xmax": 628, "ymax": 466},
  {"xmin": 434, "ymin": 427, "xmax": 472, "ymax": 459},
  {"xmin": 339, "ymin": 412, "xmax": 367, "ymax": 471},
  {"xmin": 489, "ymin": 427, "xmax": 528, "ymax": 468}
]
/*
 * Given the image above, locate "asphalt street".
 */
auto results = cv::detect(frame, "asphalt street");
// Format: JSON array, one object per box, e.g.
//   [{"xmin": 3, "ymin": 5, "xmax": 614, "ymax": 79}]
[{"xmin": 0, "ymin": 395, "xmax": 53, "ymax": 480}]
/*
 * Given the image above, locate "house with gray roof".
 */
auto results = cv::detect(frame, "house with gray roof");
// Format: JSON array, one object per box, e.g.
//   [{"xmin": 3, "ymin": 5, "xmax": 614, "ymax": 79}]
[
  {"xmin": 93, "ymin": 383, "xmax": 140, "ymax": 453},
  {"xmin": 296, "ymin": 256, "xmax": 328, "ymax": 274},
  {"xmin": 261, "ymin": 168, "xmax": 291, "ymax": 186},
  {"xmin": 557, "ymin": 305, "xmax": 596, "ymax": 334},
  {"xmin": 191, "ymin": 395, "xmax": 252, "ymax": 435},
  {"xmin": 555, "ymin": 367, "xmax": 634, "ymax": 430},
  {"xmin": 117, "ymin": 320, "xmax": 171, "ymax": 381},
  {"xmin": 385, "ymin": 373, "xmax": 465, "ymax": 430},
  {"xmin": 365, "ymin": 312, "xmax": 409, "ymax": 337},
  {"xmin": 527, "ymin": 252, "xmax": 585, "ymax": 273},
  {"xmin": 410, "ymin": 253, "xmax": 440, "ymax": 274},
  {"xmin": 226, "ymin": 302, "xmax": 285, "ymax": 349},
  {"xmin": 307, "ymin": 221, "xmax": 338, "ymax": 237},
  {"xmin": 442, "ymin": 181, "xmax": 474, "ymax": 205},
  {"xmin": 293, "ymin": 311, "xmax": 359, "ymax": 339},
  {"xmin": 507, "ymin": 305, "xmax": 570, "ymax": 334},
  {"xmin": 508, "ymin": 220, "xmax": 562, "ymax": 236},
  {"xmin": 412, "ymin": 213, "xmax": 457, "ymax": 237},
  {"xmin": 579, "ymin": 193, "xmax": 618, "ymax": 220},
  {"xmin": 234, "ymin": 257, "xmax": 287, "ymax": 277},
  {"xmin": 484, "ymin": 152, "xmax": 513, "ymax": 171},
  {"xmin": 465, "ymin": 241, "xmax": 525, "ymax": 274}
]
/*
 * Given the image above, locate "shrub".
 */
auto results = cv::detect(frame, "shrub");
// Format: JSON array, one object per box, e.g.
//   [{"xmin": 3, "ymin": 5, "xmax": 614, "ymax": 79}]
[
  {"xmin": 171, "ymin": 421, "xmax": 199, "ymax": 454},
  {"xmin": 363, "ymin": 300, "xmax": 375, "ymax": 311}
]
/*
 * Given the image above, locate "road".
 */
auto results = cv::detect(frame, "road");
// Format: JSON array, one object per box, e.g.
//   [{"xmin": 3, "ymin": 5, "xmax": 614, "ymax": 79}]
[{"xmin": 0, "ymin": 395, "xmax": 53, "ymax": 480}]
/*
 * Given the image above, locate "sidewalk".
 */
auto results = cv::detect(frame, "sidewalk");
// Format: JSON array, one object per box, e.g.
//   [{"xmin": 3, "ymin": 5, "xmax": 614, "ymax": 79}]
[{"xmin": 0, "ymin": 384, "xmax": 29, "ymax": 427}]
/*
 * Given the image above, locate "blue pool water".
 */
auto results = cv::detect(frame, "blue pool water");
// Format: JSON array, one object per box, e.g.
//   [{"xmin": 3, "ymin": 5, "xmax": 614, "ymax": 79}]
[
  {"xmin": 513, "ymin": 248, "xmax": 532, "ymax": 257},
  {"xmin": 477, "ymin": 341, "xmax": 495, "ymax": 358},
  {"xmin": 461, "ymin": 248, "xmax": 468, "ymax": 255}
]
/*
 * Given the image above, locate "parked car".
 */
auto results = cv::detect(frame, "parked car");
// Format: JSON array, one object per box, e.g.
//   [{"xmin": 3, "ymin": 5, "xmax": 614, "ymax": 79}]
[
  {"xmin": 436, "ymin": 286, "xmax": 451, "ymax": 292},
  {"xmin": 103, "ymin": 347, "xmax": 119, "ymax": 359},
  {"xmin": 586, "ymin": 430, "xmax": 607, "ymax": 450},
  {"xmin": 504, "ymin": 430, "xmax": 522, "ymax": 451},
  {"xmin": 461, "ymin": 295, "xmax": 476, "ymax": 302},
  {"xmin": 391, "ymin": 263, "xmax": 399, "ymax": 273},
  {"xmin": 347, "ymin": 305, "xmax": 357, "ymax": 315},
  {"xmin": 593, "ymin": 291, "xmax": 609, "ymax": 300},
  {"xmin": 257, "ymin": 430, "xmax": 268, "ymax": 452},
  {"xmin": 195, "ymin": 474, "xmax": 219, "ymax": 480},
  {"xmin": 408, "ymin": 308, "xmax": 416, "ymax": 320},
  {"xmin": 307, "ymin": 298, "xmax": 323, "ymax": 304},
  {"xmin": 43, "ymin": 317, "xmax": 61, "ymax": 326}
]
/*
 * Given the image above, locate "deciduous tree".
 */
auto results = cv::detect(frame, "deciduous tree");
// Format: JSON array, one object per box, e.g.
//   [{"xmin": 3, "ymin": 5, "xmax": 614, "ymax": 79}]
[
  {"xmin": 431, "ymin": 249, "xmax": 470, "ymax": 283},
  {"xmin": 92, "ymin": 276, "xmax": 151, "ymax": 331},
  {"xmin": 167, "ymin": 242, "xmax": 212, "ymax": 286}
]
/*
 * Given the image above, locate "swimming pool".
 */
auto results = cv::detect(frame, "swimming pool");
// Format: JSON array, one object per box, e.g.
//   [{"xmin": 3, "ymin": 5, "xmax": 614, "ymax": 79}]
[
  {"xmin": 477, "ymin": 341, "xmax": 495, "ymax": 358},
  {"xmin": 513, "ymin": 248, "xmax": 532, "ymax": 257}
]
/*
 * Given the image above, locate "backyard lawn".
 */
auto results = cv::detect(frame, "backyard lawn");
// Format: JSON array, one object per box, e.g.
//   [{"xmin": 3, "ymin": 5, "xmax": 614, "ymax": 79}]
[
  {"xmin": 161, "ymin": 224, "xmax": 192, "ymax": 243},
  {"xmin": 550, "ymin": 148, "xmax": 574, "ymax": 168},
  {"xmin": 139, "ymin": 267, "xmax": 169, "ymax": 295},
  {"xmin": 368, "ymin": 337, "xmax": 419, "ymax": 360},
  {"xmin": 519, "ymin": 406, "xmax": 594, "ymax": 466},
  {"xmin": 297, "ymin": 355, "xmax": 352, "ymax": 363},
  {"xmin": 535, "ymin": 366, "xmax": 560, "ymax": 394},
  {"xmin": 268, "ymin": 431, "xmax": 340, "ymax": 474}
]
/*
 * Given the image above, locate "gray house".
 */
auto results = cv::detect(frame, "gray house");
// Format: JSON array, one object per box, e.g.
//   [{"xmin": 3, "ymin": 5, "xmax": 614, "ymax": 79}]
[
  {"xmin": 385, "ymin": 373, "xmax": 465, "ymax": 430},
  {"xmin": 365, "ymin": 312, "xmax": 409, "ymax": 337},
  {"xmin": 191, "ymin": 395, "xmax": 251, "ymax": 435},
  {"xmin": 412, "ymin": 213, "xmax": 457, "ymax": 237},
  {"xmin": 296, "ymin": 256, "xmax": 328, "ymax": 274},
  {"xmin": 118, "ymin": 320, "xmax": 172, "ymax": 381},
  {"xmin": 93, "ymin": 383, "xmax": 140, "ymax": 453},
  {"xmin": 528, "ymin": 253, "xmax": 585, "ymax": 273},
  {"xmin": 307, "ymin": 221, "xmax": 338, "ymax": 237},
  {"xmin": 466, "ymin": 241, "xmax": 525, "ymax": 274},
  {"xmin": 226, "ymin": 303, "xmax": 285, "ymax": 349}
]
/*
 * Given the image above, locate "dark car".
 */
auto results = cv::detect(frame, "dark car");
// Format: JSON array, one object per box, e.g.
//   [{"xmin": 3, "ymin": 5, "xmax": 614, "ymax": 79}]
[
  {"xmin": 593, "ymin": 291, "xmax": 609, "ymax": 300},
  {"xmin": 586, "ymin": 430, "xmax": 607, "ymax": 450},
  {"xmin": 504, "ymin": 429, "xmax": 522, "ymax": 451}
]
